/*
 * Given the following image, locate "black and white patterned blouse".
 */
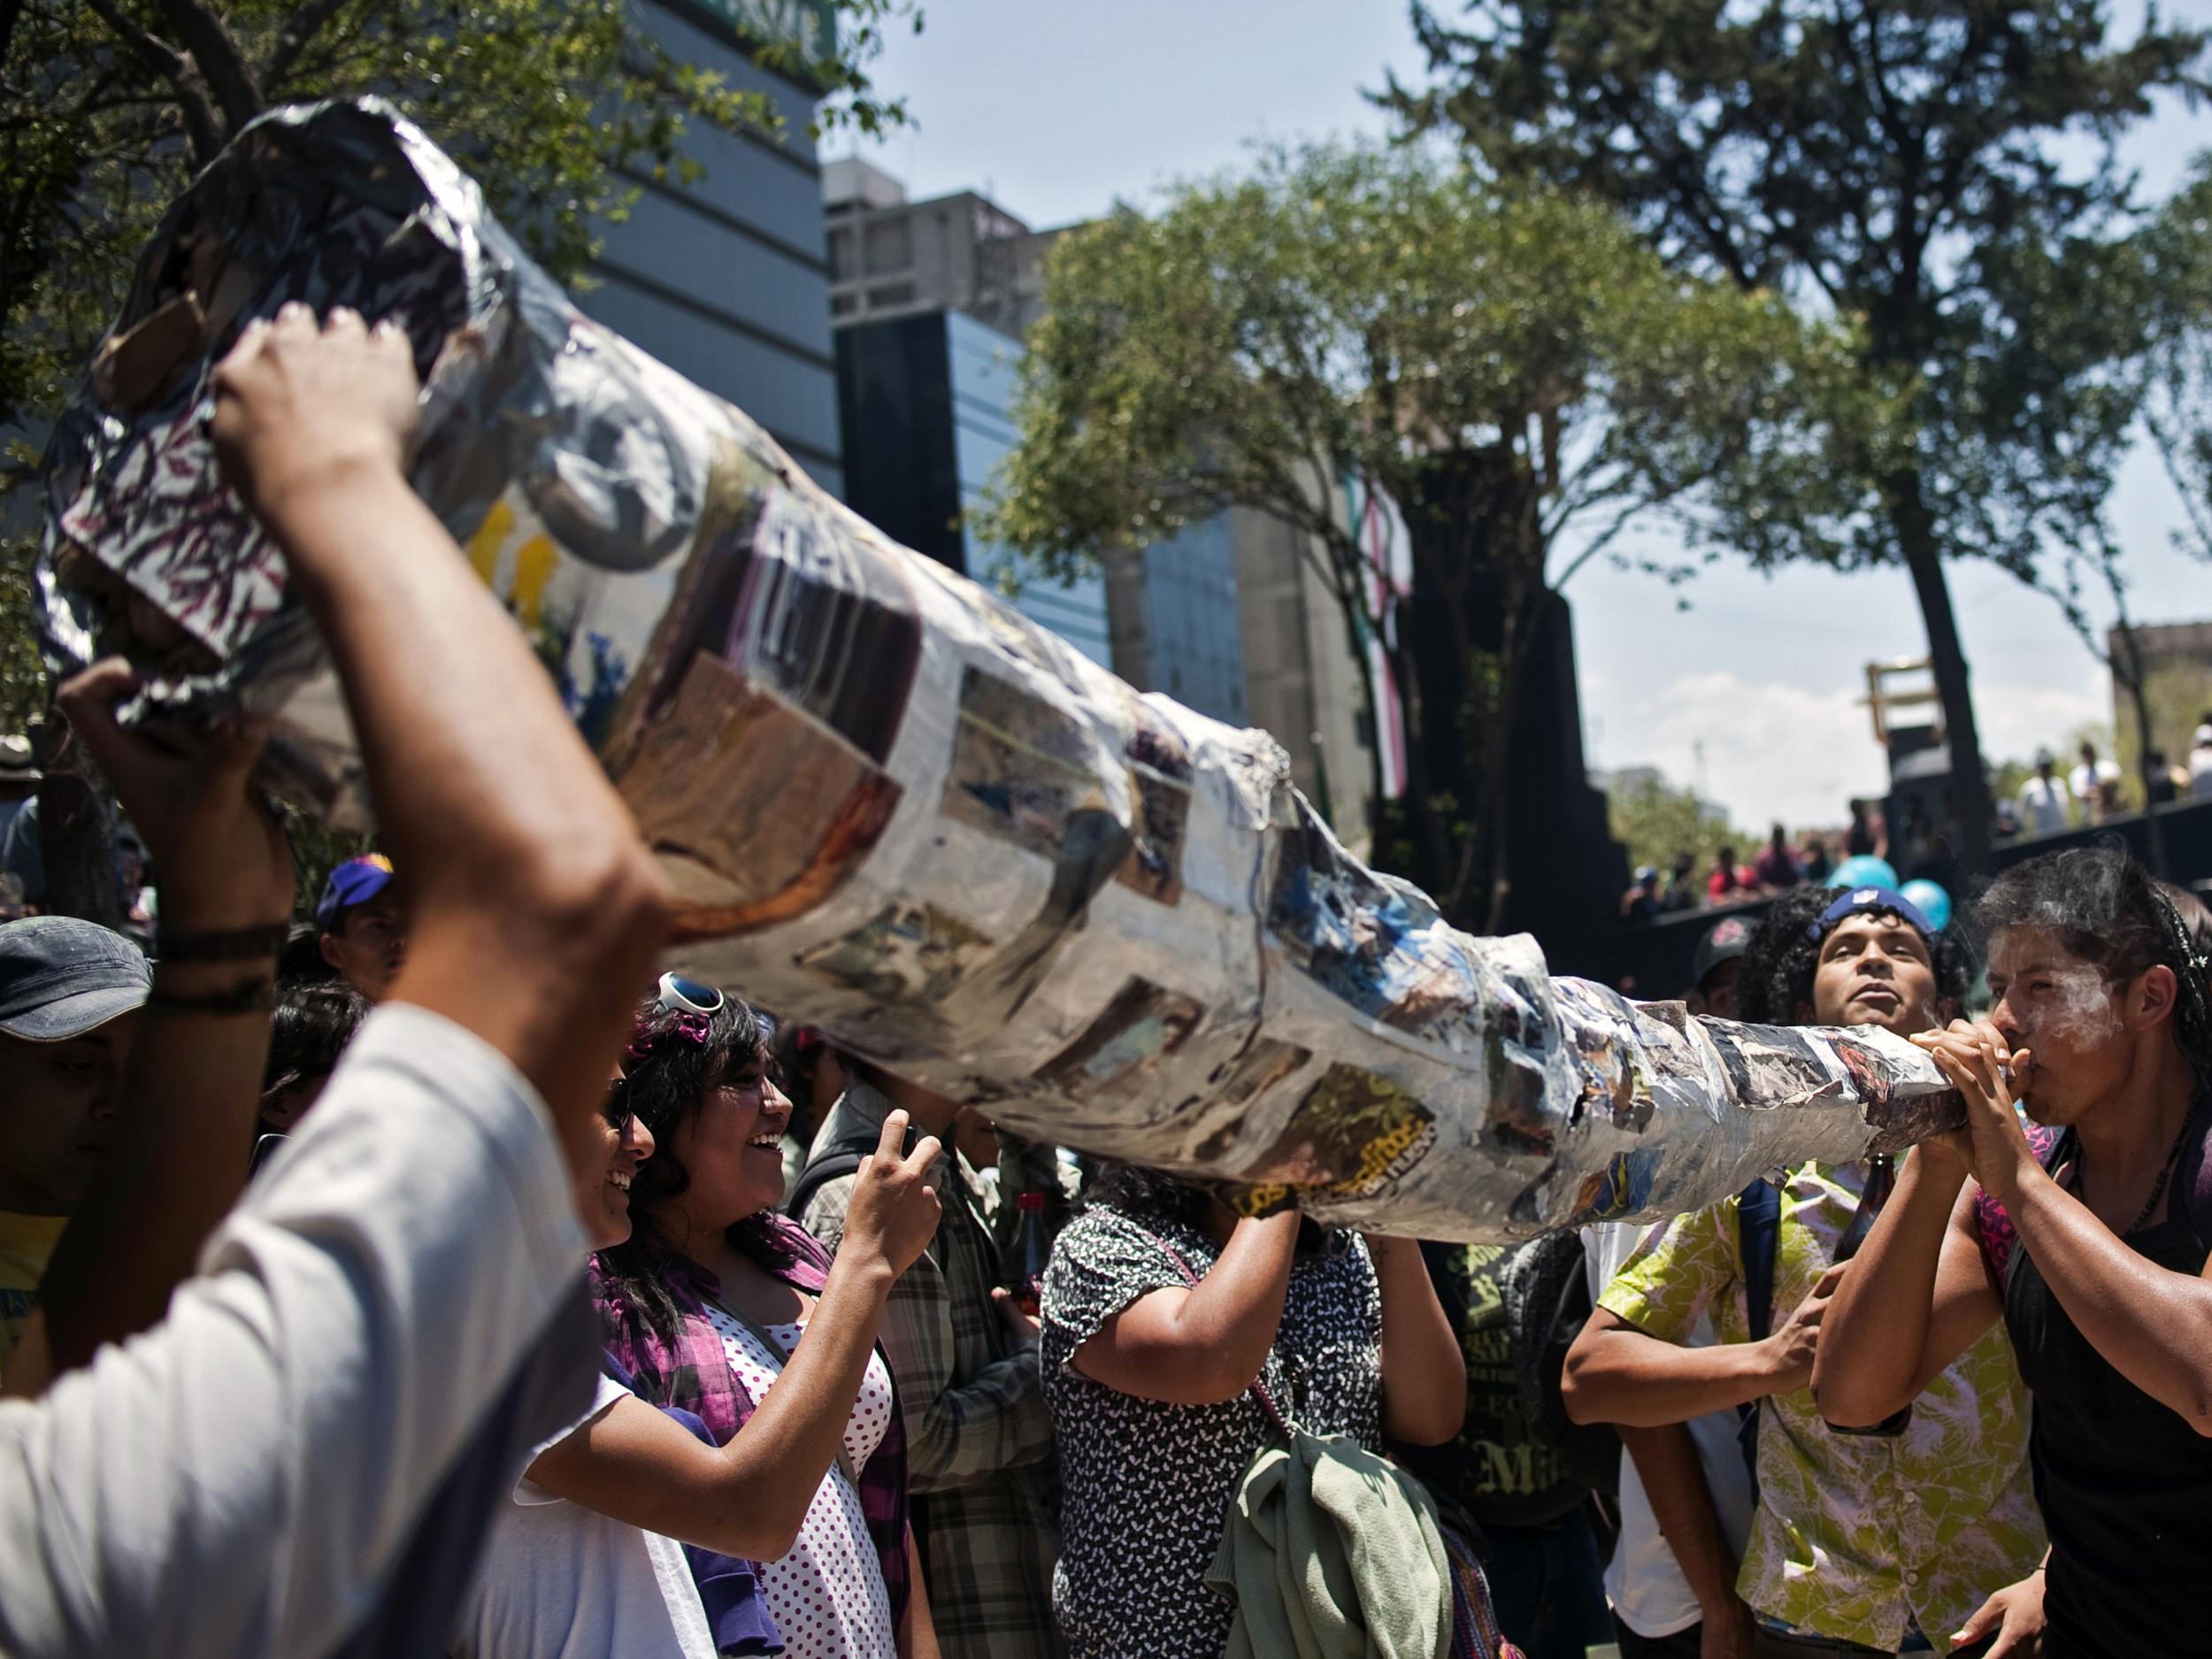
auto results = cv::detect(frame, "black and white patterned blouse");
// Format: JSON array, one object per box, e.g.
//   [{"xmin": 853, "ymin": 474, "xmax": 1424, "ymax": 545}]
[{"xmin": 1038, "ymin": 1205, "xmax": 1382, "ymax": 1659}]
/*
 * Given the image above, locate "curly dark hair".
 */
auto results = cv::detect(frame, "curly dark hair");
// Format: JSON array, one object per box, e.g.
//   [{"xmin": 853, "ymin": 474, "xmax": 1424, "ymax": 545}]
[
  {"xmin": 1736, "ymin": 883, "xmax": 1973, "ymax": 1031},
  {"xmin": 591, "ymin": 989, "xmax": 803, "ymax": 1351},
  {"xmin": 1977, "ymin": 847, "xmax": 2212, "ymax": 1094}
]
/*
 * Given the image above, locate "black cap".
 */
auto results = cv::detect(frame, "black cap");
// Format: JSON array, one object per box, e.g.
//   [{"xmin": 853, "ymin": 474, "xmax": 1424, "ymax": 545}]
[
  {"xmin": 1692, "ymin": 915, "xmax": 1755, "ymax": 991},
  {"xmin": 0, "ymin": 917, "xmax": 150, "ymax": 1042}
]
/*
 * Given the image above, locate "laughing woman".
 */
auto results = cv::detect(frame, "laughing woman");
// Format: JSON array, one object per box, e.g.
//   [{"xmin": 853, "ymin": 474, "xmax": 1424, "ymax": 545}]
[
  {"xmin": 1814, "ymin": 849, "xmax": 2212, "ymax": 1659},
  {"xmin": 458, "ymin": 978, "xmax": 943, "ymax": 1656},
  {"xmin": 581, "ymin": 983, "xmax": 948, "ymax": 1659}
]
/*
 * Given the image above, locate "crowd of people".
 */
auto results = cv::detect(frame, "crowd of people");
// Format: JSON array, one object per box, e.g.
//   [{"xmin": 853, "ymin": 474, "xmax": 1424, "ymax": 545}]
[
  {"xmin": 2010, "ymin": 733, "xmax": 2212, "ymax": 837},
  {"xmin": 4, "ymin": 307, "xmax": 2212, "ymax": 1659},
  {"xmin": 1627, "ymin": 725, "xmax": 2212, "ymax": 936},
  {"xmin": 1623, "ymin": 823, "xmax": 1846, "ymax": 923}
]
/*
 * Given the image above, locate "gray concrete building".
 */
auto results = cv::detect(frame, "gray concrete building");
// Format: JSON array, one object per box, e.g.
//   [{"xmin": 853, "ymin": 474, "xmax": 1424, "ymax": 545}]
[
  {"xmin": 823, "ymin": 157, "xmax": 1060, "ymax": 337},
  {"xmin": 826, "ymin": 161, "xmax": 1110, "ymax": 664}
]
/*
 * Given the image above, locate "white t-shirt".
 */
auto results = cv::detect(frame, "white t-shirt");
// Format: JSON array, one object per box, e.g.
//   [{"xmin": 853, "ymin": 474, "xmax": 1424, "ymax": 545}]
[
  {"xmin": 2189, "ymin": 741, "xmax": 2212, "ymax": 802},
  {"xmin": 1584, "ymin": 1221, "xmax": 1755, "ymax": 1640},
  {"xmin": 458, "ymin": 1373, "xmax": 717, "ymax": 1659},
  {"xmin": 2013, "ymin": 774, "xmax": 2070, "ymax": 836},
  {"xmin": 2069, "ymin": 758, "xmax": 2119, "ymax": 808},
  {"xmin": 0, "ymin": 1003, "xmax": 588, "ymax": 1659}
]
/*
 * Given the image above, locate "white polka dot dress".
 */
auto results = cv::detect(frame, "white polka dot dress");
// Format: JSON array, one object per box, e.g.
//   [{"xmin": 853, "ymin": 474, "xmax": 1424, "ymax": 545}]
[{"xmin": 705, "ymin": 1302, "xmax": 899, "ymax": 1659}]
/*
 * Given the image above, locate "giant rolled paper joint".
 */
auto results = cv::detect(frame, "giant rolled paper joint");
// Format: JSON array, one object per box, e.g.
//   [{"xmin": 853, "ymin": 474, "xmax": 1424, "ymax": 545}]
[{"xmin": 39, "ymin": 101, "xmax": 1966, "ymax": 1240}]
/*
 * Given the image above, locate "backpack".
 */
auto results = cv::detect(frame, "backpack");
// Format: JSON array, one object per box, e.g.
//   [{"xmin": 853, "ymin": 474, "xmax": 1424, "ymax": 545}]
[
  {"xmin": 1733, "ymin": 1178, "xmax": 1782, "ymax": 1501},
  {"xmin": 784, "ymin": 1134, "xmax": 873, "ymax": 1225},
  {"xmin": 1405, "ymin": 1233, "xmax": 1620, "ymax": 1509}
]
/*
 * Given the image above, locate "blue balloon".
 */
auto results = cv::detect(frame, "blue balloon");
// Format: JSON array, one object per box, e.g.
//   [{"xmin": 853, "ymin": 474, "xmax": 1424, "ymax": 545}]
[
  {"xmin": 1901, "ymin": 879, "xmax": 1953, "ymax": 933},
  {"xmin": 1827, "ymin": 855, "xmax": 1901, "ymax": 890}
]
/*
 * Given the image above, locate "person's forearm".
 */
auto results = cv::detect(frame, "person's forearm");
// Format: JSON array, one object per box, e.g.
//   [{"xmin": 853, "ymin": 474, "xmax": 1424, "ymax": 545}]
[
  {"xmin": 1618, "ymin": 1423, "xmax": 1741, "ymax": 1615},
  {"xmin": 877, "ymin": 1264, "xmax": 1054, "ymax": 1487},
  {"xmin": 34, "ymin": 810, "xmax": 291, "ymax": 1381},
  {"xmin": 1564, "ymin": 1327, "xmax": 1787, "ymax": 1426},
  {"xmin": 1167, "ymin": 1210, "xmax": 1302, "ymax": 1396},
  {"xmin": 264, "ymin": 467, "xmax": 631, "ymax": 895},
  {"xmin": 539, "ymin": 1251, "xmax": 902, "ymax": 1561},
  {"xmin": 902, "ymin": 1349, "xmax": 1053, "ymax": 1489},
  {"xmin": 1812, "ymin": 1154, "xmax": 1962, "ymax": 1425},
  {"xmin": 1371, "ymin": 1237, "xmax": 1465, "ymax": 1445},
  {"xmin": 259, "ymin": 464, "xmax": 666, "ymax": 1146},
  {"xmin": 898, "ymin": 1526, "xmax": 940, "ymax": 1659},
  {"xmin": 723, "ymin": 1252, "xmax": 900, "ymax": 1540},
  {"xmin": 2007, "ymin": 1164, "xmax": 2212, "ymax": 1432},
  {"xmin": 37, "ymin": 966, "xmax": 275, "ymax": 1377}
]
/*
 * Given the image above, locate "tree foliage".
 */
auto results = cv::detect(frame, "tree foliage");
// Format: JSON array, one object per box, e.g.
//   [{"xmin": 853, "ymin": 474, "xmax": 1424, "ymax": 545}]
[
  {"xmin": 1387, "ymin": 0, "xmax": 2208, "ymax": 874},
  {"xmin": 1, "ymin": 0, "xmax": 912, "ymax": 915},
  {"xmin": 983, "ymin": 139, "xmax": 1886, "ymax": 922},
  {"xmin": 1604, "ymin": 772, "xmax": 1740, "ymax": 884},
  {"xmin": 2141, "ymin": 156, "xmax": 2212, "ymax": 566},
  {"xmin": 3, "ymin": 0, "xmax": 914, "ymax": 455}
]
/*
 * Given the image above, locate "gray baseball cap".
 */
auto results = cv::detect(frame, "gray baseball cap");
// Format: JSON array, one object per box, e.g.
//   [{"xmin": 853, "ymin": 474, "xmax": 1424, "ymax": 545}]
[{"xmin": 0, "ymin": 917, "xmax": 150, "ymax": 1042}]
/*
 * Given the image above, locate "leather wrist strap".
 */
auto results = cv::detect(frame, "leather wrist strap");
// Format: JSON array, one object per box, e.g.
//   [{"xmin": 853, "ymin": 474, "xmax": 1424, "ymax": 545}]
[
  {"xmin": 154, "ymin": 921, "xmax": 292, "ymax": 963},
  {"xmin": 147, "ymin": 977, "xmax": 279, "ymax": 1018}
]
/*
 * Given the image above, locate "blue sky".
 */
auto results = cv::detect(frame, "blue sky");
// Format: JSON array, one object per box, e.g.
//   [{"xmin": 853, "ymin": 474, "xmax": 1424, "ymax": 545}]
[{"xmin": 847, "ymin": 0, "xmax": 2212, "ymax": 830}]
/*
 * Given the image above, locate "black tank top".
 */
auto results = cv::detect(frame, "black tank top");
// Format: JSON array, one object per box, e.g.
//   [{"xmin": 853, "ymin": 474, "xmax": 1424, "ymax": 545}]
[{"xmin": 2001, "ymin": 1103, "xmax": 2212, "ymax": 1659}]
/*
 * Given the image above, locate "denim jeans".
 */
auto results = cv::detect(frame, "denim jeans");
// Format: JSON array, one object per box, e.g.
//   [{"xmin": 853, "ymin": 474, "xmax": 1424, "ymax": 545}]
[{"xmin": 1481, "ymin": 1508, "xmax": 1615, "ymax": 1659}]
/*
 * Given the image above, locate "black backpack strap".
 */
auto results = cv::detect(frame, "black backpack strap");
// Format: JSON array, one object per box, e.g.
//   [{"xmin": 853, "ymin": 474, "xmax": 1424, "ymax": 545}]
[
  {"xmin": 2172, "ymin": 1094, "xmax": 2212, "ymax": 1256},
  {"xmin": 1734, "ymin": 1177, "xmax": 1781, "ymax": 1502},
  {"xmin": 1739, "ymin": 1177, "xmax": 1781, "ymax": 1342},
  {"xmin": 784, "ymin": 1144, "xmax": 872, "ymax": 1224}
]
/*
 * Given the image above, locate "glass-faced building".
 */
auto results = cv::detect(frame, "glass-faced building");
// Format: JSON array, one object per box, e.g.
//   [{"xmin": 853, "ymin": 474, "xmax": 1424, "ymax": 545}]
[
  {"xmin": 582, "ymin": 0, "xmax": 845, "ymax": 495},
  {"xmin": 834, "ymin": 307, "xmax": 1111, "ymax": 667}
]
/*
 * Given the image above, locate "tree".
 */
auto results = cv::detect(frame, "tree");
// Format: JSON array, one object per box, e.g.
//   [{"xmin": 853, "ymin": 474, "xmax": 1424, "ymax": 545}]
[
  {"xmin": 2141, "ymin": 156, "xmax": 2212, "ymax": 566},
  {"xmin": 1604, "ymin": 772, "xmax": 1740, "ymax": 887},
  {"xmin": 983, "ymin": 140, "xmax": 1883, "ymax": 926},
  {"xmin": 2, "ymin": 0, "xmax": 914, "ymax": 918},
  {"xmin": 2038, "ymin": 517, "xmax": 2174, "ymax": 864},
  {"xmin": 4, "ymin": 0, "xmax": 913, "ymax": 457},
  {"xmin": 1390, "ymin": 0, "xmax": 2208, "ymax": 878}
]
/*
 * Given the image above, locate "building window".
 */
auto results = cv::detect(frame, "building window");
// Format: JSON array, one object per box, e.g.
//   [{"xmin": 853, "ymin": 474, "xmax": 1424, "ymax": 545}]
[
  {"xmin": 867, "ymin": 280, "xmax": 916, "ymax": 308},
  {"xmin": 864, "ymin": 218, "xmax": 911, "ymax": 277},
  {"xmin": 831, "ymin": 292, "xmax": 858, "ymax": 317},
  {"xmin": 828, "ymin": 227, "xmax": 857, "ymax": 280}
]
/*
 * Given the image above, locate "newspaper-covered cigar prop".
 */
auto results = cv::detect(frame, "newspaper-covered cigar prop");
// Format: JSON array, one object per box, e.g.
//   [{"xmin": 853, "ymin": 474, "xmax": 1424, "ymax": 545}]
[{"xmin": 37, "ymin": 99, "xmax": 1971, "ymax": 1240}]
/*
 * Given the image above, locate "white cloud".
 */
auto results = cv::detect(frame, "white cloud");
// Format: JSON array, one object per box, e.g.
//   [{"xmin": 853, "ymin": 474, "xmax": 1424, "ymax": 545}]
[{"xmin": 1586, "ymin": 670, "xmax": 2108, "ymax": 833}]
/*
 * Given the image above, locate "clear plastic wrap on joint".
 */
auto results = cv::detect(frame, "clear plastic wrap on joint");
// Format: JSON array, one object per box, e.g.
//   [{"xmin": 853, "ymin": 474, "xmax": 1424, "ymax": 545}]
[{"xmin": 37, "ymin": 99, "xmax": 1963, "ymax": 1240}]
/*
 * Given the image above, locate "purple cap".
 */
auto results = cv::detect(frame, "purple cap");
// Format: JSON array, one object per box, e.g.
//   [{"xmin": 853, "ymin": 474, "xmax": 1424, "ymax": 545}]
[{"xmin": 316, "ymin": 855, "xmax": 395, "ymax": 932}]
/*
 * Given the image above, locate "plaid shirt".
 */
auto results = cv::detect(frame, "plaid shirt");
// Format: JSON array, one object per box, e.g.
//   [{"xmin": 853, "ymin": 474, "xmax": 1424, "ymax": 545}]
[
  {"xmin": 802, "ymin": 1080, "xmax": 1064, "ymax": 1659},
  {"xmin": 591, "ymin": 1217, "xmax": 913, "ymax": 1629}
]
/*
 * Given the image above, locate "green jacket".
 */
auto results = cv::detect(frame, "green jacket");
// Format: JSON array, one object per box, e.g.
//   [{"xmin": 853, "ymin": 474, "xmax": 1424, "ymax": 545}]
[{"xmin": 1204, "ymin": 1426, "xmax": 1453, "ymax": 1659}]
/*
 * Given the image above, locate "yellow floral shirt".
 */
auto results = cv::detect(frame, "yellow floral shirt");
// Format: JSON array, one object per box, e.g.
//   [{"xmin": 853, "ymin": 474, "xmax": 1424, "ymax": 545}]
[
  {"xmin": 1601, "ymin": 1159, "xmax": 2046, "ymax": 1652},
  {"xmin": 0, "ymin": 1208, "xmax": 65, "ymax": 1364}
]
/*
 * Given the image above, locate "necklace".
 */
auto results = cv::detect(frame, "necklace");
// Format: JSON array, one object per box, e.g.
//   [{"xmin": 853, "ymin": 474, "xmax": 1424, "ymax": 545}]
[{"xmin": 2075, "ymin": 1114, "xmax": 2196, "ymax": 1236}]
